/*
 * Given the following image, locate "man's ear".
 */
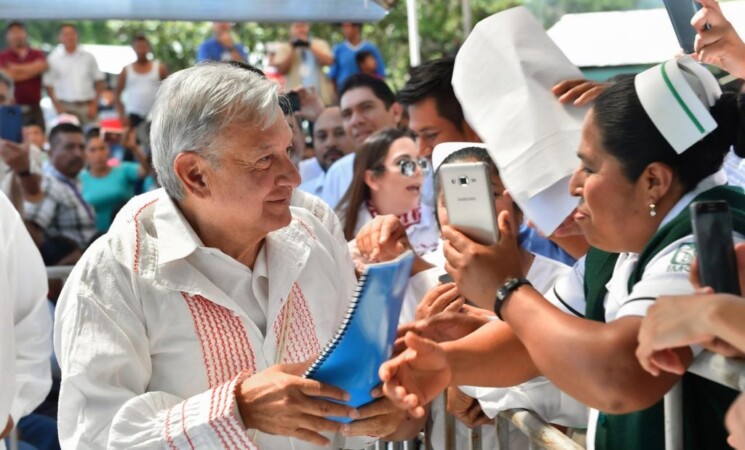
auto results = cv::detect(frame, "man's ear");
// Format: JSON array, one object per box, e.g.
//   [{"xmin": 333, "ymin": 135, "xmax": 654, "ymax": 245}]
[
  {"xmin": 462, "ymin": 120, "xmax": 482, "ymax": 143},
  {"xmin": 173, "ymin": 152, "xmax": 212, "ymax": 199},
  {"xmin": 390, "ymin": 102, "xmax": 404, "ymax": 126}
]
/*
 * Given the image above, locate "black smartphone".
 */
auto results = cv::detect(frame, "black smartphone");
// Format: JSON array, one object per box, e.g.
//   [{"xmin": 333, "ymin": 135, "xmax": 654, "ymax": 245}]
[
  {"xmin": 0, "ymin": 105, "xmax": 23, "ymax": 143},
  {"xmin": 286, "ymin": 91, "xmax": 301, "ymax": 112},
  {"xmin": 690, "ymin": 200, "xmax": 741, "ymax": 295},
  {"xmin": 663, "ymin": 0, "xmax": 703, "ymax": 54}
]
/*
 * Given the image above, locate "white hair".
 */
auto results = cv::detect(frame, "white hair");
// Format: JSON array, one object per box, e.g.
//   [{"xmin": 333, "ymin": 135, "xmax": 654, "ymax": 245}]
[{"xmin": 150, "ymin": 62, "xmax": 281, "ymax": 201}]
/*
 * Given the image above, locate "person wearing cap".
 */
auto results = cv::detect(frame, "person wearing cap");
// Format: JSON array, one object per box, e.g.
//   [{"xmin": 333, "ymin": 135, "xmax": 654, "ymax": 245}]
[
  {"xmin": 379, "ymin": 56, "xmax": 745, "ymax": 450},
  {"xmin": 357, "ymin": 143, "xmax": 589, "ymax": 449},
  {"xmin": 0, "ymin": 21, "xmax": 47, "ymax": 128},
  {"xmin": 398, "ymin": 55, "xmax": 580, "ymax": 266}
]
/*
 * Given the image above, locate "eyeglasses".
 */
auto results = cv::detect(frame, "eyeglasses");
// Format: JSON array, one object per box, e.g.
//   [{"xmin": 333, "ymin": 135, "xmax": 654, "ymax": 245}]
[{"xmin": 392, "ymin": 158, "xmax": 430, "ymax": 177}]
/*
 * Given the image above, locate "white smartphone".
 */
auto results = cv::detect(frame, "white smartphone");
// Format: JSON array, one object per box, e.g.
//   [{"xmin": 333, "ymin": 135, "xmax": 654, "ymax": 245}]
[{"xmin": 439, "ymin": 162, "xmax": 499, "ymax": 245}]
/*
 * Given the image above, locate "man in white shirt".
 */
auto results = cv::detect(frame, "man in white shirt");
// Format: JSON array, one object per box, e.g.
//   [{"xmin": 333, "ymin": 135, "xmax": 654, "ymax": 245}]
[
  {"xmin": 299, "ymin": 106, "xmax": 354, "ymax": 196},
  {"xmin": 0, "ymin": 192, "xmax": 52, "ymax": 448},
  {"xmin": 55, "ymin": 63, "xmax": 418, "ymax": 449},
  {"xmin": 44, "ymin": 23, "xmax": 105, "ymax": 127},
  {"xmin": 320, "ymin": 74, "xmax": 402, "ymax": 209}
]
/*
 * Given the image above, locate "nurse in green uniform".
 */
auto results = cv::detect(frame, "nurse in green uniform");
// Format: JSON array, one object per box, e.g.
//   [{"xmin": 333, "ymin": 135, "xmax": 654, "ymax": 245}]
[{"xmin": 379, "ymin": 56, "xmax": 745, "ymax": 450}]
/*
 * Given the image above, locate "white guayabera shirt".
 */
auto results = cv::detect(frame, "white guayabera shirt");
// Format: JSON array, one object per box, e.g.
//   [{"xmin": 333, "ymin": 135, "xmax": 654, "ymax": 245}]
[{"xmin": 55, "ymin": 188, "xmax": 377, "ymax": 450}]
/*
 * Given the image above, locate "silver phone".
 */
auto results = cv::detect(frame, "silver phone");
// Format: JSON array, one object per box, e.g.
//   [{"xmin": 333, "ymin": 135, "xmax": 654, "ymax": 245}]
[{"xmin": 440, "ymin": 162, "xmax": 499, "ymax": 245}]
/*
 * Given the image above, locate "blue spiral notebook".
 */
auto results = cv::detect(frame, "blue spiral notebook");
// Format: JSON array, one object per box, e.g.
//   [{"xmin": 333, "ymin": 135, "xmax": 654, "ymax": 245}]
[{"xmin": 304, "ymin": 250, "xmax": 414, "ymax": 423}]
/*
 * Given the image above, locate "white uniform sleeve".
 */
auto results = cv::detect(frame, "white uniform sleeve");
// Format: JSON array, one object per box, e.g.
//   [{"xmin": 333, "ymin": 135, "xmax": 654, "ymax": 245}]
[
  {"xmin": 614, "ymin": 234, "xmax": 745, "ymax": 319},
  {"xmin": 544, "ymin": 257, "xmax": 587, "ymax": 318},
  {"xmin": 8, "ymin": 209, "xmax": 51, "ymax": 423},
  {"xmin": 55, "ymin": 266, "xmax": 257, "ymax": 450}
]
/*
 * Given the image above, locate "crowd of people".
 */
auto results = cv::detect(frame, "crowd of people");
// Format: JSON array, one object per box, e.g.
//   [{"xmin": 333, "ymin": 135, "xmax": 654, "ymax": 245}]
[{"xmin": 1, "ymin": 0, "xmax": 745, "ymax": 449}]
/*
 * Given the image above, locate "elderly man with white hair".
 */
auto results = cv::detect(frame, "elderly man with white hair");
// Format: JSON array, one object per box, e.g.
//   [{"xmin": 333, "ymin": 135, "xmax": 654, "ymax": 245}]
[{"xmin": 54, "ymin": 63, "xmax": 416, "ymax": 450}]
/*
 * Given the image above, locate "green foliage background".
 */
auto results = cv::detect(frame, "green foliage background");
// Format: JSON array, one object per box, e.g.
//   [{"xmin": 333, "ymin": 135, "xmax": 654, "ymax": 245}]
[{"xmin": 2, "ymin": 0, "xmax": 652, "ymax": 90}]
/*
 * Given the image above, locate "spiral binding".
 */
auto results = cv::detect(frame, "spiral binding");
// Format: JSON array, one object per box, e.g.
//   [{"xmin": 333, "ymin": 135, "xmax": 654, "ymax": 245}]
[{"xmin": 304, "ymin": 269, "xmax": 370, "ymax": 378}]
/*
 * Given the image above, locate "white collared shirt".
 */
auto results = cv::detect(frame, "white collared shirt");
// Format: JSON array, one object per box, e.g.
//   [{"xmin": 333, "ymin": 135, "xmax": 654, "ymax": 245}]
[
  {"xmin": 44, "ymin": 45, "xmax": 104, "ymax": 102},
  {"xmin": 55, "ymin": 188, "xmax": 375, "ymax": 450}
]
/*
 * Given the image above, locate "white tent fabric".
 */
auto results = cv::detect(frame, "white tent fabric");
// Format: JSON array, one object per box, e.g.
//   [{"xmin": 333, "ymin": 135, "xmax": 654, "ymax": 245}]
[
  {"xmin": 0, "ymin": 0, "xmax": 391, "ymax": 22},
  {"xmin": 548, "ymin": 1, "xmax": 745, "ymax": 67}
]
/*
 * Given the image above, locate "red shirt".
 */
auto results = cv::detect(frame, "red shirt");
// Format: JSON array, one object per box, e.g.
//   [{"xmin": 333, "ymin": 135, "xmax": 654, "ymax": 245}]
[{"xmin": 0, "ymin": 47, "xmax": 46, "ymax": 105}]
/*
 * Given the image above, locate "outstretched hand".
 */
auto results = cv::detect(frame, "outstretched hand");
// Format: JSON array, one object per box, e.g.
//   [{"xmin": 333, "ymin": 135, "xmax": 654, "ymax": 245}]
[
  {"xmin": 379, "ymin": 332, "xmax": 452, "ymax": 418},
  {"xmin": 551, "ymin": 79, "xmax": 610, "ymax": 106}
]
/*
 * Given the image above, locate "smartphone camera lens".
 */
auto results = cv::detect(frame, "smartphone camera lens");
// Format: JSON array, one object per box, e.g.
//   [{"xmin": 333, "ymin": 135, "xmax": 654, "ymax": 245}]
[{"xmin": 459, "ymin": 176, "xmax": 469, "ymax": 186}]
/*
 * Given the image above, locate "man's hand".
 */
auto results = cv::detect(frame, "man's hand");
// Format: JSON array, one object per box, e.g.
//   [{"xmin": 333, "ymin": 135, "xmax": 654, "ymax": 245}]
[
  {"xmin": 446, "ymin": 387, "xmax": 491, "ymax": 429},
  {"xmin": 340, "ymin": 389, "xmax": 406, "ymax": 438},
  {"xmin": 87, "ymin": 101, "xmax": 98, "ymax": 120},
  {"xmin": 727, "ymin": 393, "xmax": 745, "ymax": 449},
  {"xmin": 123, "ymin": 127, "xmax": 138, "ymax": 150},
  {"xmin": 396, "ymin": 312, "xmax": 488, "ymax": 352},
  {"xmin": 380, "ymin": 332, "xmax": 452, "ymax": 418},
  {"xmin": 295, "ymin": 87, "xmax": 325, "ymax": 122},
  {"xmin": 0, "ymin": 139, "xmax": 31, "ymax": 174},
  {"xmin": 235, "ymin": 363, "xmax": 355, "ymax": 446},
  {"xmin": 551, "ymin": 79, "xmax": 610, "ymax": 106},
  {"xmin": 692, "ymin": 0, "xmax": 745, "ymax": 78},
  {"xmin": 442, "ymin": 210, "xmax": 523, "ymax": 310}
]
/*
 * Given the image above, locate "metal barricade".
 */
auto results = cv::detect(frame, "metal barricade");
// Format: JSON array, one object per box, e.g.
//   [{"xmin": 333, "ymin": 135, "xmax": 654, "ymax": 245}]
[
  {"xmin": 665, "ymin": 350, "xmax": 745, "ymax": 450},
  {"xmin": 46, "ymin": 265, "xmax": 74, "ymax": 281}
]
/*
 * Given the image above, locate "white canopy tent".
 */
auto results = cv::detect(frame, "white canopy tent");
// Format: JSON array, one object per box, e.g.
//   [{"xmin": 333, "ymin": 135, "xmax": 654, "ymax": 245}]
[{"xmin": 0, "ymin": 0, "xmax": 393, "ymax": 22}]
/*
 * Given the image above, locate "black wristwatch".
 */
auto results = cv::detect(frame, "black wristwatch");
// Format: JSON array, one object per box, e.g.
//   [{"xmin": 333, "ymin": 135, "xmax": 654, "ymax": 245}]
[{"xmin": 494, "ymin": 277, "xmax": 532, "ymax": 320}]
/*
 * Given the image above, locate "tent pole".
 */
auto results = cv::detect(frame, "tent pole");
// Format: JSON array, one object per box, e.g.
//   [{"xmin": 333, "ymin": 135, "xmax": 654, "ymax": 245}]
[
  {"xmin": 461, "ymin": 0, "xmax": 472, "ymax": 38},
  {"xmin": 406, "ymin": 0, "xmax": 421, "ymax": 67}
]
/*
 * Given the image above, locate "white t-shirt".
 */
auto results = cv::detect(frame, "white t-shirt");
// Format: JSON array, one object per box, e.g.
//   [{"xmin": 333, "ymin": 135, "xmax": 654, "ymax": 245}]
[{"xmin": 320, "ymin": 152, "xmax": 355, "ymax": 209}]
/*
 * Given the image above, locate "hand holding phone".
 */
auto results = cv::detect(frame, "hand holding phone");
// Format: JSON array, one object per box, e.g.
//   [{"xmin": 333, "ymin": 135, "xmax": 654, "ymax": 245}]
[
  {"xmin": 663, "ymin": 0, "xmax": 704, "ymax": 54},
  {"xmin": 690, "ymin": 200, "xmax": 741, "ymax": 295},
  {"xmin": 0, "ymin": 105, "xmax": 23, "ymax": 143},
  {"xmin": 440, "ymin": 162, "xmax": 499, "ymax": 245}
]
